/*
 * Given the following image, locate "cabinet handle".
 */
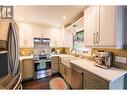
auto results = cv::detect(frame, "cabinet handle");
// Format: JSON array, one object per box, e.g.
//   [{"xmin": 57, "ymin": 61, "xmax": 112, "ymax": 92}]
[
  {"xmin": 96, "ymin": 32, "xmax": 100, "ymax": 44},
  {"xmin": 96, "ymin": 32, "xmax": 98, "ymax": 44},
  {"xmin": 72, "ymin": 67, "xmax": 83, "ymax": 74},
  {"xmin": 97, "ymin": 32, "xmax": 100, "ymax": 44},
  {"xmin": 93, "ymin": 33, "xmax": 96, "ymax": 44}
]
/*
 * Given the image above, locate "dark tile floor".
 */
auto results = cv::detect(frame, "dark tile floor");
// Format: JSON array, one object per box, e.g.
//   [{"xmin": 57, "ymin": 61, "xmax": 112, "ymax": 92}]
[{"xmin": 22, "ymin": 73, "xmax": 62, "ymax": 89}]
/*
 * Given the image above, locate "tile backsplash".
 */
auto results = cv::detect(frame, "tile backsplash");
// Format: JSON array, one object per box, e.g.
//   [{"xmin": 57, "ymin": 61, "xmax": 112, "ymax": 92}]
[
  {"xmin": 19, "ymin": 47, "xmax": 127, "ymax": 70},
  {"xmin": 51, "ymin": 47, "xmax": 70, "ymax": 54},
  {"xmin": 20, "ymin": 47, "xmax": 70, "ymax": 56},
  {"xmin": 92, "ymin": 48, "xmax": 127, "ymax": 70},
  {"xmin": 19, "ymin": 48, "xmax": 33, "ymax": 56}
]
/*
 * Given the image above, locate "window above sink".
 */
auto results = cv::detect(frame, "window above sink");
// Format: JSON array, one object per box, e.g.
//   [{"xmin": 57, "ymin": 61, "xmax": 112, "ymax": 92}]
[{"xmin": 73, "ymin": 30, "xmax": 89, "ymax": 53}]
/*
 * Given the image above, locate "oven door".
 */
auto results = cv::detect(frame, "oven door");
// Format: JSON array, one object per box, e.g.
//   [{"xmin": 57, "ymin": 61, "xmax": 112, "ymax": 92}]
[
  {"xmin": 34, "ymin": 60, "xmax": 51, "ymax": 71},
  {"xmin": 34, "ymin": 60, "xmax": 51, "ymax": 79}
]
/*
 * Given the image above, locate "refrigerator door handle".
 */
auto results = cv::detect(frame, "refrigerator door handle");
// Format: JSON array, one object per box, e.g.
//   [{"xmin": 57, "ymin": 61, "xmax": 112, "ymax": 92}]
[
  {"xmin": 7, "ymin": 22, "xmax": 19, "ymax": 76},
  {"xmin": 12, "ymin": 22, "xmax": 19, "ymax": 76}
]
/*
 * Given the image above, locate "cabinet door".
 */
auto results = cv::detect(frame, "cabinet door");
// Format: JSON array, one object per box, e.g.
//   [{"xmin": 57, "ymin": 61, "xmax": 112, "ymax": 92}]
[
  {"xmin": 85, "ymin": 71, "xmax": 109, "ymax": 89},
  {"xmin": 22, "ymin": 59, "xmax": 34, "ymax": 80},
  {"xmin": 50, "ymin": 28, "xmax": 64, "ymax": 47},
  {"xmin": 51, "ymin": 56, "xmax": 59, "ymax": 74},
  {"xmin": 99, "ymin": 6, "xmax": 116, "ymax": 47},
  {"xmin": 84, "ymin": 6, "xmax": 99, "ymax": 47},
  {"xmin": 64, "ymin": 28, "xmax": 73, "ymax": 48},
  {"xmin": 66, "ymin": 67, "xmax": 71, "ymax": 85},
  {"xmin": 59, "ymin": 63, "xmax": 64, "ymax": 76},
  {"xmin": 33, "ymin": 25, "xmax": 43, "ymax": 38},
  {"xmin": 0, "ymin": 21, "xmax": 9, "ymax": 40},
  {"xmin": 62, "ymin": 65, "xmax": 71, "ymax": 85},
  {"xmin": 18, "ymin": 22, "xmax": 34, "ymax": 48}
]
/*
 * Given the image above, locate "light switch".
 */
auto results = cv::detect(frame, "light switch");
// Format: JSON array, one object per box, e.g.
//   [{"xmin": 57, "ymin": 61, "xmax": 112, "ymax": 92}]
[{"xmin": 115, "ymin": 56, "xmax": 127, "ymax": 64}]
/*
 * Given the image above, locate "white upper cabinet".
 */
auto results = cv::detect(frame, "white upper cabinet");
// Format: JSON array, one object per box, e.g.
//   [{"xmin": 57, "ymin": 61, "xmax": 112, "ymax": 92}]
[
  {"xmin": 99, "ymin": 6, "xmax": 116, "ymax": 47},
  {"xmin": 64, "ymin": 27, "xmax": 73, "ymax": 48},
  {"xmin": 33, "ymin": 25, "xmax": 43, "ymax": 38},
  {"xmin": 33, "ymin": 25, "xmax": 51, "ymax": 39},
  {"xmin": 50, "ymin": 27, "xmax": 64, "ymax": 47},
  {"xmin": 84, "ymin": 6, "xmax": 127, "ymax": 48},
  {"xmin": 84, "ymin": 6, "xmax": 99, "ymax": 47},
  {"xmin": 41, "ymin": 28, "xmax": 51, "ymax": 38},
  {"xmin": 18, "ymin": 22, "xmax": 34, "ymax": 48}
]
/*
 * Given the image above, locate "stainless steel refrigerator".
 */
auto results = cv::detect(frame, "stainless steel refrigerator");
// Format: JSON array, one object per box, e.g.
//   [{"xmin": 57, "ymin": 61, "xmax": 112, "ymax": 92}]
[{"xmin": 0, "ymin": 20, "xmax": 22, "ymax": 89}]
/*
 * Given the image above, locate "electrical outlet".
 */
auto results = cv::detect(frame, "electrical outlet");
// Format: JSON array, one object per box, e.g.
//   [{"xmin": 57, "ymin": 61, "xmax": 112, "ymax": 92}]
[{"xmin": 115, "ymin": 56, "xmax": 127, "ymax": 64}]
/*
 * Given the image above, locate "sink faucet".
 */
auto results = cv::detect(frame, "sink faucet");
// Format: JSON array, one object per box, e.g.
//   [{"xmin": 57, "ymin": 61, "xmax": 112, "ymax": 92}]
[
  {"xmin": 70, "ymin": 48, "xmax": 76, "ymax": 57},
  {"xmin": 74, "ymin": 49, "xmax": 78, "ymax": 57}
]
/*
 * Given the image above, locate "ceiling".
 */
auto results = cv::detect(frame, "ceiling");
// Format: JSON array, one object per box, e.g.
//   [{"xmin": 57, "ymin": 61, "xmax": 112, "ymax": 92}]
[{"xmin": 14, "ymin": 6, "xmax": 85, "ymax": 27}]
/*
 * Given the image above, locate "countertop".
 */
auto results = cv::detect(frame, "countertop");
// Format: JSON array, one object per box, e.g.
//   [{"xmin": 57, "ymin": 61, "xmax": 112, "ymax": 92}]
[
  {"xmin": 19, "ymin": 54, "xmax": 127, "ymax": 82},
  {"xmin": 71, "ymin": 59, "xmax": 127, "ymax": 82},
  {"xmin": 50, "ymin": 54, "xmax": 75, "ymax": 58},
  {"xmin": 19, "ymin": 55, "xmax": 33, "ymax": 61},
  {"xmin": 0, "ymin": 51, "xmax": 7, "ymax": 54}
]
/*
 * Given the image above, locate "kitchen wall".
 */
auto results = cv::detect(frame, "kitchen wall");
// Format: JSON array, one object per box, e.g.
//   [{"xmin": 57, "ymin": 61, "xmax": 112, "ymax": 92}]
[{"xmin": 92, "ymin": 48, "xmax": 127, "ymax": 70}]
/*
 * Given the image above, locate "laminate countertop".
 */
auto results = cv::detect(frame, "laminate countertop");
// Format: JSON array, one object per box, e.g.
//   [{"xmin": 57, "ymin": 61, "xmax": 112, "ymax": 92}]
[
  {"xmin": 50, "ymin": 54, "xmax": 75, "ymax": 58},
  {"xmin": 0, "ymin": 51, "xmax": 7, "ymax": 54},
  {"xmin": 19, "ymin": 56, "xmax": 33, "ymax": 61},
  {"xmin": 71, "ymin": 59, "xmax": 127, "ymax": 82}
]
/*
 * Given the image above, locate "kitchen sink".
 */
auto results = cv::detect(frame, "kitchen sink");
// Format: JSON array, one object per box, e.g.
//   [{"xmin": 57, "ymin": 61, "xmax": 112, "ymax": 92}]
[{"xmin": 60, "ymin": 55, "xmax": 79, "ymax": 68}]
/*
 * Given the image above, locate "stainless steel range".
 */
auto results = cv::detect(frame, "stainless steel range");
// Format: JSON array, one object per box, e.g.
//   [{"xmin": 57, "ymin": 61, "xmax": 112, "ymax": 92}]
[{"xmin": 33, "ymin": 38, "xmax": 51, "ymax": 79}]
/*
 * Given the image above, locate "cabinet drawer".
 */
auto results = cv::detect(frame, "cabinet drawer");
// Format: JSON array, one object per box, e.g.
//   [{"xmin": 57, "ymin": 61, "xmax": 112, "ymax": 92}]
[{"xmin": 86, "ymin": 71, "xmax": 109, "ymax": 89}]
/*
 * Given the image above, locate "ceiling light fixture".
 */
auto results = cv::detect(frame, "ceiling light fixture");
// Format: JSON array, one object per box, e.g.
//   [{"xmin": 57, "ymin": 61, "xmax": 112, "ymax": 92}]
[
  {"xmin": 20, "ymin": 17, "xmax": 24, "ymax": 21},
  {"xmin": 63, "ymin": 16, "xmax": 66, "ymax": 19},
  {"xmin": 56, "ymin": 24, "xmax": 60, "ymax": 27}
]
